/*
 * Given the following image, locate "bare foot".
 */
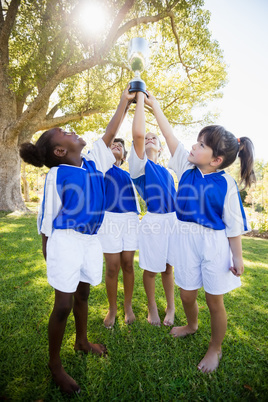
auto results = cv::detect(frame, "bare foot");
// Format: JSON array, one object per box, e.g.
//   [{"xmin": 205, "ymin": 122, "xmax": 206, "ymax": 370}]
[
  {"xmin": 197, "ymin": 345, "xmax": 222, "ymax": 373},
  {"xmin": 74, "ymin": 341, "xmax": 107, "ymax": 356},
  {"xmin": 147, "ymin": 305, "xmax": 161, "ymax": 326},
  {"xmin": 103, "ymin": 309, "xmax": 117, "ymax": 329},
  {"xmin": 48, "ymin": 363, "xmax": 80, "ymax": 395},
  {"xmin": 125, "ymin": 307, "xmax": 136, "ymax": 324},
  {"xmin": 169, "ymin": 325, "xmax": 197, "ymax": 337},
  {"xmin": 163, "ymin": 307, "xmax": 175, "ymax": 326}
]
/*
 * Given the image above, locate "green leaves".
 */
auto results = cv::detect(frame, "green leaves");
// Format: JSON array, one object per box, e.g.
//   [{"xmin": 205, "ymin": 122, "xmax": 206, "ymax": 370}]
[{"xmin": 5, "ymin": 0, "xmax": 228, "ymax": 137}]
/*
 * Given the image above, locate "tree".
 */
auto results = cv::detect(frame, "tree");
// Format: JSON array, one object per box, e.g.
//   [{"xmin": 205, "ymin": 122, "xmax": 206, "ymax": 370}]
[{"xmin": 0, "ymin": 0, "xmax": 227, "ymax": 211}]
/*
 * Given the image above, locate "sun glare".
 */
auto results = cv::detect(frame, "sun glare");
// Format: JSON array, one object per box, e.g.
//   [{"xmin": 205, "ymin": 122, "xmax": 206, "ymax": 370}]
[{"xmin": 79, "ymin": 3, "xmax": 108, "ymax": 34}]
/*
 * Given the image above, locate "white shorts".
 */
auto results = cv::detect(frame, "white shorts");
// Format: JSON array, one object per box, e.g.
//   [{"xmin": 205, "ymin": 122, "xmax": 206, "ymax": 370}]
[
  {"xmin": 98, "ymin": 211, "xmax": 139, "ymax": 253},
  {"xmin": 139, "ymin": 212, "xmax": 177, "ymax": 273},
  {"xmin": 171, "ymin": 221, "xmax": 241, "ymax": 295},
  {"xmin": 46, "ymin": 229, "xmax": 103, "ymax": 293}
]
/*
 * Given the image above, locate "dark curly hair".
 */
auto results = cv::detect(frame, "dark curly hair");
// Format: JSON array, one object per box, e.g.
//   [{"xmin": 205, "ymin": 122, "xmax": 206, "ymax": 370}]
[{"xmin": 20, "ymin": 128, "xmax": 62, "ymax": 168}]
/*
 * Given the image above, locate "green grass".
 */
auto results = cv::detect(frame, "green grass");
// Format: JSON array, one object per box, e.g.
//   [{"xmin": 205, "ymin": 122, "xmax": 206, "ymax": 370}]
[{"xmin": 0, "ymin": 211, "xmax": 267, "ymax": 401}]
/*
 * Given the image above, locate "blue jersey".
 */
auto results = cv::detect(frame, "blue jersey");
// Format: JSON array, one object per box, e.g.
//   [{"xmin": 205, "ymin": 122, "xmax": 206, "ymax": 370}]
[
  {"xmin": 128, "ymin": 144, "xmax": 176, "ymax": 214},
  {"xmin": 38, "ymin": 138, "xmax": 115, "ymax": 236},
  {"xmin": 104, "ymin": 165, "xmax": 140, "ymax": 213},
  {"xmin": 168, "ymin": 142, "xmax": 248, "ymax": 236}
]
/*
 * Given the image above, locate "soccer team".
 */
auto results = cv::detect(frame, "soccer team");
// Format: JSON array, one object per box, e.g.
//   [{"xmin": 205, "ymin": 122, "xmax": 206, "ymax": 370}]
[{"xmin": 20, "ymin": 86, "xmax": 255, "ymax": 394}]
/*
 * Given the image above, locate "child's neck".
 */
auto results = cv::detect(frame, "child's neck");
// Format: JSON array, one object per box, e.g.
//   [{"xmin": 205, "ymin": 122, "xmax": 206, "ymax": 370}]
[
  {"xmin": 114, "ymin": 158, "xmax": 122, "ymax": 167},
  {"xmin": 64, "ymin": 155, "xmax": 83, "ymax": 167},
  {"xmin": 146, "ymin": 149, "xmax": 158, "ymax": 164},
  {"xmin": 198, "ymin": 165, "xmax": 218, "ymax": 175}
]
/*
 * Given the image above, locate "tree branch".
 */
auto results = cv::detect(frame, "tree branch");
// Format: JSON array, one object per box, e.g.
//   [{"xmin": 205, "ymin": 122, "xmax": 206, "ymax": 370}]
[
  {"xmin": 42, "ymin": 108, "xmax": 105, "ymax": 129},
  {"xmin": 169, "ymin": 12, "xmax": 196, "ymax": 84},
  {"xmin": 46, "ymin": 103, "xmax": 60, "ymax": 120},
  {"xmin": 0, "ymin": 0, "xmax": 20, "ymax": 50},
  {"xmin": 19, "ymin": 108, "xmax": 105, "ymax": 144},
  {"xmin": 0, "ymin": 2, "xmax": 4, "ymax": 27},
  {"xmin": 99, "ymin": 0, "xmax": 136, "ymax": 53},
  {"xmin": 115, "ymin": 11, "xmax": 173, "ymax": 41}
]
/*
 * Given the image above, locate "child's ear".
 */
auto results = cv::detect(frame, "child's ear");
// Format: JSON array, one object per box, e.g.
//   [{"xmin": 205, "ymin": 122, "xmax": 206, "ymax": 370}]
[
  {"xmin": 54, "ymin": 147, "xmax": 67, "ymax": 158},
  {"xmin": 210, "ymin": 156, "xmax": 223, "ymax": 168}
]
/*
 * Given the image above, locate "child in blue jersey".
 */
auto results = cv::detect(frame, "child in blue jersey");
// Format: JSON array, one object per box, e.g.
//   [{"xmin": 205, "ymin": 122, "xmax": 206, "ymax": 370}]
[
  {"xmin": 98, "ymin": 138, "xmax": 140, "ymax": 328},
  {"xmin": 19, "ymin": 87, "xmax": 136, "ymax": 395},
  {"xmin": 128, "ymin": 91, "xmax": 177, "ymax": 327},
  {"xmin": 147, "ymin": 90, "xmax": 255, "ymax": 373}
]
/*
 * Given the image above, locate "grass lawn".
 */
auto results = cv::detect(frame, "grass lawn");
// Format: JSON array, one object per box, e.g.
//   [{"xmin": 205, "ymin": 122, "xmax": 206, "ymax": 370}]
[{"xmin": 0, "ymin": 209, "xmax": 267, "ymax": 401}]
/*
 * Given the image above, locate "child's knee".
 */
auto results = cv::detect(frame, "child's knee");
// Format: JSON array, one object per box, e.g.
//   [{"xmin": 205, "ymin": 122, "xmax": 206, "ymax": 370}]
[
  {"xmin": 180, "ymin": 289, "xmax": 197, "ymax": 305},
  {"xmin": 53, "ymin": 302, "xmax": 73, "ymax": 321},
  {"xmin": 206, "ymin": 295, "xmax": 225, "ymax": 314},
  {"xmin": 144, "ymin": 270, "xmax": 157, "ymax": 279},
  {"xmin": 106, "ymin": 264, "xmax": 120, "ymax": 278},
  {"xmin": 122, "ymin": 262, "xmax": 134, "ymax": 274}
]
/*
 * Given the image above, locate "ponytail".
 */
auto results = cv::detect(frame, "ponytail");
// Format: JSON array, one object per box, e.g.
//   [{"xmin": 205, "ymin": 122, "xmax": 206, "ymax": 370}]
[
  {"xmin": 199, "ymin": 126, "xmax": 256, "ymax": 189},
  {"xmin": 237, "ymin": 137, "xmax": 256, "ymax": 189},
  {"xmin": 19, "ymin": 129, "xmax": 59, "ymax": 168},
  {"xmin": 19, "ymin": 142, "xmax": 46, "ymax": 167}
]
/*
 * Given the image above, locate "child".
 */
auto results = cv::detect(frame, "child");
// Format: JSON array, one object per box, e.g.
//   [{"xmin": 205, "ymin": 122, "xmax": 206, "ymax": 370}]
[
  {"xmin": 128, "ymin": 91, "xmax": 177, "ymax": 327},
  {"xmin": 19, "ymin": 87, "xmax": 136, "ymax": 394},
  {"xmin": 146, "ymin": 92, "xmax": 255, "ymax": 373},
  {"xmin": 98, "ymin": 138, "xmax": 140, "ymax": 328}
]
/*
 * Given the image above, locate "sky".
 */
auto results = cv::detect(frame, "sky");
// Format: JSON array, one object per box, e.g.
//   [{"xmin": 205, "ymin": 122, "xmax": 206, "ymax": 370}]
[{"xmin": 201, "ymin": 0, "xmax": 268, "ymax": 162}]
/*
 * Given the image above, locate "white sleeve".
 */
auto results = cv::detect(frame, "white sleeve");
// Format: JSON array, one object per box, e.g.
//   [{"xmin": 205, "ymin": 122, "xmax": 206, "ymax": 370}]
[
  {"xmin": 168, "ymin": 142, "xmax": 193, "ymax": 182},
  {"xmin": 222, "ymin": 174, "xmax": 249, "ymax": 237},
  {"xmin": 128, "ymin": 143, "xmax": 147, "ymax": 179},
  {"xmin": 83, "ymin": 138, "xmax": 115, "ymax": 174},
  {"xmin": 37, "ymin": 168, "xmax": 62, "ymax": 237},
  {"xmin": 131, "ymin": 180, "xmax": 141, "ymax": 213}
]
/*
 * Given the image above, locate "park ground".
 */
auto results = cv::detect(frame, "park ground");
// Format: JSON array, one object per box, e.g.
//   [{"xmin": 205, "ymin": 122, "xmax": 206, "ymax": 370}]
[{"xmin": 0, "ymin": 209, "xmax": 267, "ymax": 401}]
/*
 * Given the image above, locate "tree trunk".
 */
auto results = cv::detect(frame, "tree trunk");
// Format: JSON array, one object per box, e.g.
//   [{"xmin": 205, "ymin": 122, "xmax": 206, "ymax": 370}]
[
  {"xmin": 21, "ymin": 160, "xmax": 30, "ymax": 202},
  {"xmin": 0, "ymin": 142, "xmax": 27, "ymax": 211}
]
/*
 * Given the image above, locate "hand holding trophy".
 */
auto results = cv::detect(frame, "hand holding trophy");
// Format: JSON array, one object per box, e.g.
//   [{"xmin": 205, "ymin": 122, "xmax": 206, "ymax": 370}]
[{"xmin": 128, "ymin": 37, "xmax": 150, "ymax": 97}]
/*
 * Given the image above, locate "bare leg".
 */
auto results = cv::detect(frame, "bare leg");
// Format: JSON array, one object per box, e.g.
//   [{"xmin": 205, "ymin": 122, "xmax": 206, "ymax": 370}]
[
  {"xmin": 103, "ymin": 253, "xmax": 121, "ymax": 328},
  {"xmin": 161, "ymin": 264, "xmax": 175, "ymax": 326},
  {"xmin": 143, "ymin": 270, "xmax": 161, "ymax": 326},
  {"xmin": 170, "ymin": 288, "xmax": 198, "ymax": 337},
  {"xmin": 73, "ymin": 282, "xmax": 107, "ymax": 355},
  {"xmin": 48, "ymin": 289, "xmax": 80, "ymax": 394},
  {"xmin": 197, "ymin": 293, "xmax": 226, "ymax": 373},
  {"xmin": 121, "ymin": 250, "xmax": 136, "ymax": 324}
]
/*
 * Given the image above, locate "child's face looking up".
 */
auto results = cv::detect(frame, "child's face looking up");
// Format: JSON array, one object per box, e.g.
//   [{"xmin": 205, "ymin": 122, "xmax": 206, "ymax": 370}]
[
  {"xmin": 145, "ymin": 133, "xmax": 161, "ymax": 152},
  {"xmin": 110, "ymin": 140, "xmax": 125, "ymax": 162},
  {"xmin": 188, "ymin": 136, "xmax": 215, "ymax": 171},
  {"xmin": 52, "ymin": 128, "xmax": 86, "ymax": 152}
]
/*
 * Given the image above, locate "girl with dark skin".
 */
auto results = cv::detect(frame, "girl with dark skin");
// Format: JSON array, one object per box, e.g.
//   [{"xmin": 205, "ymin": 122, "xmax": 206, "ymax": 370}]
[{"xmin": 20, "ymin": 87, "xmax": 135, "ymax": 394}]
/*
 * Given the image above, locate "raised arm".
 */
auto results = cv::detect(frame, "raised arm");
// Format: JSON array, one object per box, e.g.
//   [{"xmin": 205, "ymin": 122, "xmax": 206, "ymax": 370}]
[
  {"xmin": 145, "ymin": 91, "xmax": 179, "ymax": 156},
  {"xmin": 132, "ymin": 91, "xmax": 146, "ymax": 159},
  {"xmin": 102, "ymin": 86, "xmax": 136, "ymax": 147}
]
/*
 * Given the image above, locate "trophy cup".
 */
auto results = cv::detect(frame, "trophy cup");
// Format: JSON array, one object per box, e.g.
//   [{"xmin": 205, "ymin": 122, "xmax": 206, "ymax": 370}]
[{"xmin": 128, "ymin": 37, "xmax": 150, "ymax": 97}]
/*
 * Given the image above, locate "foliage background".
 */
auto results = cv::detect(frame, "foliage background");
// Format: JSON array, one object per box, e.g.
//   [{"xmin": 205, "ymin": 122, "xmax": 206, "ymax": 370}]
[{"xmin": 1, "ymin": 0, "xmax": 229, "ymax": 211}]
